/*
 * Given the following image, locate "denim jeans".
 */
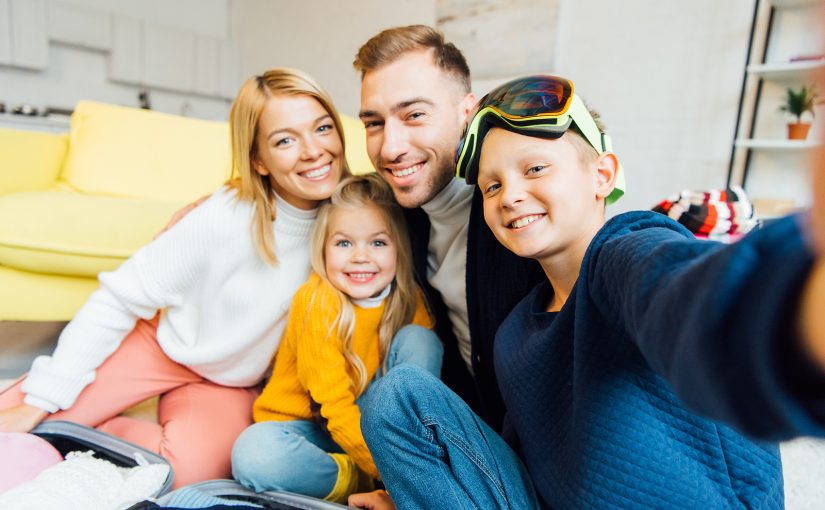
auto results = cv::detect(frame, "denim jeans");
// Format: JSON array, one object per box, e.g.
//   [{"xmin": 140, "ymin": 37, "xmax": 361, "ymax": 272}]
[
  {"xmin": 231, "ymin": 325, "xmax": 443, "ymax": 497},
  {"xmin": 360, "ymin": 365, "xmax": 540, "ymax": 510}
]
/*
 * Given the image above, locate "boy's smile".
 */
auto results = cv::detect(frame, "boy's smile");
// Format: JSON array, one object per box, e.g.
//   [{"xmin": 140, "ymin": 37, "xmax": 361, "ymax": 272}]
[{"xmin": 507, "ymin": 213, "xmax": 547, "ymax": 230}]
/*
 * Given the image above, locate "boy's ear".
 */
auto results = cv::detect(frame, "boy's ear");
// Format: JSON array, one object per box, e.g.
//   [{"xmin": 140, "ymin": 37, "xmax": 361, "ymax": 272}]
[{"xmin": 594, "ymin": 152, "xmax": 619, "ymax": 201}]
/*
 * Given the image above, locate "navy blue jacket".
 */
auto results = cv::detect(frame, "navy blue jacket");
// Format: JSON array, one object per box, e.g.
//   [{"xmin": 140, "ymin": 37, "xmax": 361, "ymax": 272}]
[
  {"xmin": 404, "ymin": 187, "xmax": 544, "ymax": 431},
  {"xmin": 497, "ymin": 211, "xmax": 820, "ymax": 508}
]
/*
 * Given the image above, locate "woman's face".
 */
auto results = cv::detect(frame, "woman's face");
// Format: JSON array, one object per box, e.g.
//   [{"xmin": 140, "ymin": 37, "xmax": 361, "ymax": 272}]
[{"xmin": 253, "ymin": 94, "xmax": 344, "ymax": 210}]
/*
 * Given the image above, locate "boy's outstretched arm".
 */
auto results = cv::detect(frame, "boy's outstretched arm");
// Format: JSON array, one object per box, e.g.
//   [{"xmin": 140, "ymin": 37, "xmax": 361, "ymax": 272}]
[{"xmin": 799, "ymin": 125, "xmax": 825, "ymax": 371}]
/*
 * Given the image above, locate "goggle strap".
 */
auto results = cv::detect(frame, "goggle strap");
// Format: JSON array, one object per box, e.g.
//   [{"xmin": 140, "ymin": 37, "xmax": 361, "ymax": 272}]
[{"xmin": 601, "ymin": 133, "xmax": 612, "ymax": 152}]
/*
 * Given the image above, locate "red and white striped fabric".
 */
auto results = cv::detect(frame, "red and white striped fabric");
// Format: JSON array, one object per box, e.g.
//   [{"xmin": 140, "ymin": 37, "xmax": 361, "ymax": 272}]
[{"xmin": 652, "ymin": 186, "xmax": 761, "ymax": 242}]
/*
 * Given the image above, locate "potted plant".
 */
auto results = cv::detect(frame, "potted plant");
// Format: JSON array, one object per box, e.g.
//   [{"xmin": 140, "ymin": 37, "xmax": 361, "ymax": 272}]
[{"xmin": 779, "ymin": 84, "xmax": 823, "ymax": 140}]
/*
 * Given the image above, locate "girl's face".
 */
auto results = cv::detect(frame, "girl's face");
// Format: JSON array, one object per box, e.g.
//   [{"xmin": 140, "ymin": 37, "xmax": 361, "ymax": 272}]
[
  {"xmin": 324, "ymin": 204, "xmax": 398, "ymax": 300},
  {"xmin": 253, "ymin": 94, "xmax": 344, "ymax": 210}
]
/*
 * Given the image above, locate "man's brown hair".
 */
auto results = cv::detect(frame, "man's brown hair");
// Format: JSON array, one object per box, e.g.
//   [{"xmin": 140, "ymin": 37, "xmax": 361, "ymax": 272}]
[{"xmin": 353, "ymin": 25, "xmax": 471, "ymax": 94}]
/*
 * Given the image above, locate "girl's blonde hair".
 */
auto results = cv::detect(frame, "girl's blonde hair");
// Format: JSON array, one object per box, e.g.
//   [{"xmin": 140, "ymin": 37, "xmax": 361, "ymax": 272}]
[
  {"xmin": 310, "ymin": 174, "xmax": 421, "ymax": 395},
  {"xmin": 229, "ymin": 67, "xmax": 350, "ymax": 265}
]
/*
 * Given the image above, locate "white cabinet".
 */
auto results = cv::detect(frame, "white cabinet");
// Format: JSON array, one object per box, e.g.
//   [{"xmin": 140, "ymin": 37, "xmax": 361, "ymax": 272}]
[{"xmin": 727, "ymin": 0, "xmax": 823, "ymax": 215}]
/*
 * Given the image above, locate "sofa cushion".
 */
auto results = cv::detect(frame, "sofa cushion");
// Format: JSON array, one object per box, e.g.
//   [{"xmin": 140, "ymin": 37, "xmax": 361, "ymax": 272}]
[
  {"xmin": 0, "ymin": 129, "xmax": 67, "ymax": 195},
  {"xmin": 0, "ymin": 189, "xmax": 182, "ymax": 277},
  {"xmin": 61, "ymin": 101, "xmax": 231, "ymax": 202},
  {"xmin": 339, "ymin": 114, "xmax": 374, "ymax": 175}
]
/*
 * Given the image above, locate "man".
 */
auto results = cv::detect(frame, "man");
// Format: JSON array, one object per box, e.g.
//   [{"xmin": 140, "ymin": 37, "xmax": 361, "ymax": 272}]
[{"xmin": 353, "ymin": 25, "xmax": 544, "ymax": 431}]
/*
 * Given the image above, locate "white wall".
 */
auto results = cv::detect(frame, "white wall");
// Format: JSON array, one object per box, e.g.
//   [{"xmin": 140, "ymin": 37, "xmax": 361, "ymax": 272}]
[
  {"xmin": 438, "ymin": 0, "xmax": 560, "ymax": 81},
  {"xmin": 0, "ymin": 44, "xmax": 232, "ymax": 121},
  {"xmin": 231, "ymin": 0, "xmax": 760, "ymax": 214},
  {"xmin": 231, "ymin": 0, "xmax": 436, "ymax": 118},
  {"xmin": 0, "ymin": 0, "xmax": 236, "ymax": 121},
  {"xmin": 554, "ymin": 0, "xmax": 755, "ymax": 214},
  {"xmin": 0, "ymin": 1, "xmax": 807, "ymax": 211}
]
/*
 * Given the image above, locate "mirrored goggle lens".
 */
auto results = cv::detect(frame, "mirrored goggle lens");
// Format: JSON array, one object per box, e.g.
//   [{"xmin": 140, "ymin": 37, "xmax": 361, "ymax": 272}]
[{"xmin": 479, "ymin": 75, "xmax": 573, "ymax": 118}]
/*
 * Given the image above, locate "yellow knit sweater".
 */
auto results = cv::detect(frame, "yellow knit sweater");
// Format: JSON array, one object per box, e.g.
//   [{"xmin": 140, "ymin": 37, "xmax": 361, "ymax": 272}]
[{"xmin": 253, "ymin": 272, "xmax": 433, "ymax": 479}]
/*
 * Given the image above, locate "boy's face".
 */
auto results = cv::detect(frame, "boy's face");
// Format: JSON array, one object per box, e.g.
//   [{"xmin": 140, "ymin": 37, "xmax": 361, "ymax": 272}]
[
  {"xmin": 359, "ymin": 50, "xmax": 474, "ymax": 208},
  {"xmin": 477, "ymin": 128, "xmax": 608, "ymax": 264}
]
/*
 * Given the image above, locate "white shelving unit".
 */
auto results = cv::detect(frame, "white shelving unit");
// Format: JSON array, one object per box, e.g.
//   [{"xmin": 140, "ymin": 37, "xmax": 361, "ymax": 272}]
[
  {"xmin": 747, "ymin": 60, "xmax": 825, "ymax": 80},
  {"xmin": 772, "ymin": 0, "xmax": 818, "ymax": 7},
  {"xmin": 735, "ymin": 138, "xmax": 820, "ymax": 150},
  {"xmin": 727, "ymin": 0, "xmax": 823, "ymax": 212}
]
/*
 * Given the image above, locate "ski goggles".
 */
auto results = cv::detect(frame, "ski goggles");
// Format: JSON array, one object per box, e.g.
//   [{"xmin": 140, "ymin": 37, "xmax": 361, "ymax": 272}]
[{"xmin": 455, "ymin": 75, "xmax": 625, "ymax": 204}]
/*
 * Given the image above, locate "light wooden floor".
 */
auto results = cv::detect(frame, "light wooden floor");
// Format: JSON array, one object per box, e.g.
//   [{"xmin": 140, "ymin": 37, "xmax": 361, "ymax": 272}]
[
  {"xmin": 0, "ymin": 321, "xmax": 65, "ymax": 379},
  {"xmin": 0, "ymin": 320, "xmax": 157, "ymax": 420}
]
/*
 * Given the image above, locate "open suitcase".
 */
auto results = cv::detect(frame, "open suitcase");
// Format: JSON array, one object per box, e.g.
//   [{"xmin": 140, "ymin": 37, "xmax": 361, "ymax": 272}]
[
  {"xmin": 31, "ymin": 419, "xmax": 174, "ymax": 497},
  {"xmin": 31, "ymin": 421, "xmax": 349, "ymax": 509},
  {"xmin": 134, "ymin": 479, "xmax": 352, "ymax": 509}
]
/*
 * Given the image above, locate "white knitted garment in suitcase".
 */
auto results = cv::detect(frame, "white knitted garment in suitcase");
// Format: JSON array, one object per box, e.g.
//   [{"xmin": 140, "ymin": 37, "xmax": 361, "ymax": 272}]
[{"xmin": 0, "ymin": 450, "xmax": 169, "ymax": 509}]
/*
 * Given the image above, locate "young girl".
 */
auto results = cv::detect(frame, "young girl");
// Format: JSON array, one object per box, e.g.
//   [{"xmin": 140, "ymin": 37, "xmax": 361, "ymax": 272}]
[
  {"xmin": 231, "ymin": 174, "xmax": 443, "ymax": 503},
  {"xmin": 353, "ymin": 75, "xmax": 825, "ymax": 509},
  {"xmin": 0, "ymin": 68, "xmax": 348, "ymax": 487}
]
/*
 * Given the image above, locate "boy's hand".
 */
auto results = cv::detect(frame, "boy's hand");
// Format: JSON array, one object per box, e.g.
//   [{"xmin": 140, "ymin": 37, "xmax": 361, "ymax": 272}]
[
  {"xmin": 812, "ymin": 129, "xmax": 825, "ymax": 255},
  {"xmin": 812, "ymin": 3, "xmax": 825, "ymax": 255},
  {"xmin": 0, "ymin": 403, "xmax": 49, "ymax": 433},
  {"xmin": 800, "ymin": 55, "xmax": 825, "ymax": 372},
  {"xmin": 348, "ymin": 490, "xmax": 396, "ymax": 510}
]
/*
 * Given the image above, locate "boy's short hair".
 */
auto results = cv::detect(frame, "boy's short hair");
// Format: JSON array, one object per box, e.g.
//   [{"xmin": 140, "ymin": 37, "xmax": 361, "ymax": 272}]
[
  {"xmin": 353, "ymin": 25, "xmax": 471, "ymax": 94},
  {"xmin": 567, "ymin": 105, "xmax": 607, "ymax": 163}
]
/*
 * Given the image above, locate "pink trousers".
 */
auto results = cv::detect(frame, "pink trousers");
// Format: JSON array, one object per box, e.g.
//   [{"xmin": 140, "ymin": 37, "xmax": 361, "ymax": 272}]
[{"xmin": 0, "ymin": 316, "xmax": 259, "ymax": 488}]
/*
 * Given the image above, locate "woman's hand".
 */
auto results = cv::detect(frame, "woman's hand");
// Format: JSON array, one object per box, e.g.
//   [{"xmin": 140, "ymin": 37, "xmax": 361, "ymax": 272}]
[
  {"xmin": 348, "ymin": 490, "xmax": 396, "ymax": 510},
  {"xmin": 0, "ymin": 403, "xmax": 49, "ymax": 433}
]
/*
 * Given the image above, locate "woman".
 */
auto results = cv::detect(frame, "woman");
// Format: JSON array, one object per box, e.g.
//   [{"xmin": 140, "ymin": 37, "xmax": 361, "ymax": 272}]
[{"xmin": 0, "ymin": 68, "xmax": 349, "ymax": 487}]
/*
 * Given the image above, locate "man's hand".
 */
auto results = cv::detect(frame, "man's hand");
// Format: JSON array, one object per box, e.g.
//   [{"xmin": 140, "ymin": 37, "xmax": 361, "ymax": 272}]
[
  {"xmin": 348, "ymin": 490, "xmax": 396, "ymax": 510},
  {"xmin": 0, "ymin": 403, "xmax": 49, "ymax": 433}
]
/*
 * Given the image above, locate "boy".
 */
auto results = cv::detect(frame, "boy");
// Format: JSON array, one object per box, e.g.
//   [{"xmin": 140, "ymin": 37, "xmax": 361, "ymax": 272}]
[{"xmin": 352, "ymin": 75, "xmax": 824, "ymax": 509}]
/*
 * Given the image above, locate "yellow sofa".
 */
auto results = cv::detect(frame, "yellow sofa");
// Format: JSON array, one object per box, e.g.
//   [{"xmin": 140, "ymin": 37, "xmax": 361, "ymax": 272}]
[{"xmin": 0, "ymin": 101, "xmax": 373, "ymax": 321}]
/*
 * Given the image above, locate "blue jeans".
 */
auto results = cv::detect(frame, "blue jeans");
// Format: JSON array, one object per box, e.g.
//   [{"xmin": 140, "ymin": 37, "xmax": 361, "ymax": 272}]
[
  {"xmin": 232, "ymin": 325, "xmax": 443, "ymax": 497},
  {"xmin": 360, "ymin": 365, "xmax": 540, "ymax": 510}
]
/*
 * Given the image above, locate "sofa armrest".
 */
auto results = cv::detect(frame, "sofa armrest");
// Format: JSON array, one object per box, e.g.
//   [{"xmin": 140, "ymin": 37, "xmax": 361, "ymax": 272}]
[{"xmin": 0, "ymin": 128, "xmax": 68, "ymax": 195}]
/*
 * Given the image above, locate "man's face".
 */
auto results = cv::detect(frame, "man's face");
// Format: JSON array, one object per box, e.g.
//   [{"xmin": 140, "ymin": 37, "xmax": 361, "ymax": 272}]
[{"xmin": 359, "ymin": 50, "xmax": 474, "ymax": 208}]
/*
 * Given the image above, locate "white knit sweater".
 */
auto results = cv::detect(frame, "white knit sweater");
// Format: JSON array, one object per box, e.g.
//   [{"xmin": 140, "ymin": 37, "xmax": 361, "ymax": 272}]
[{"xmin": 22, "ymin": 186, "xmax": 316, "ymax": 413}]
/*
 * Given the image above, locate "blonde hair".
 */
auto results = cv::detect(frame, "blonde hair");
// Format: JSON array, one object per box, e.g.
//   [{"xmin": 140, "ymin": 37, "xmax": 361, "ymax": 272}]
[
  {"xmin": 229, "ymin": 67, "xmax": 350, "ymax": 265},
  {"xmin": 567, "ymin": 104, "xmax": 607, "ymax": 164},
  {"xmin": 353, "ymin": 25, "xmax": 471, "ymax": 94},
  {"xmin": 309, "ymin": 174, "xmax": 421, "ymax": 395}
]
